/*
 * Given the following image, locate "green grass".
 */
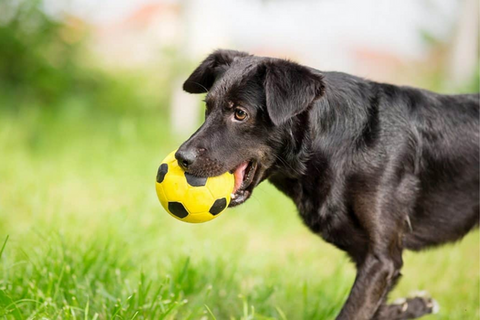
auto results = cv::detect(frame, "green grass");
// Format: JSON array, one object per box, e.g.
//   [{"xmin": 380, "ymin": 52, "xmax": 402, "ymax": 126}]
[{"xmin": 0, "ymin": 108, "xmax": 478, "ymax": 319}]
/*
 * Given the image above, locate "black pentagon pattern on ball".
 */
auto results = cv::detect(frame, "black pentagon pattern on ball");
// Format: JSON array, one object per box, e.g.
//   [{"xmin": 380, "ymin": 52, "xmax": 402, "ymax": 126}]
[
  {"xmin": 184, "ymin": 172, "xmax": 207, "ymax": 187},
  {"xmin": 156, "ymin": 163, "xmax": 168, "ymax": 183},
  {"xmin": 209, "ymin": 198, "xmax": 227, "ymax": 215},
  {"xmin": 168, "ymin": 202, "xmax": 189, "ymax": 218}
]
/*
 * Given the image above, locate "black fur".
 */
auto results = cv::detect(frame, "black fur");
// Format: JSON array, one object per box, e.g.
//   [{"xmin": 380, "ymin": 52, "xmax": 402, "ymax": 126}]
[{"xmin": 177, "ymin": 49, "xmax": 480, "ymax": 320}]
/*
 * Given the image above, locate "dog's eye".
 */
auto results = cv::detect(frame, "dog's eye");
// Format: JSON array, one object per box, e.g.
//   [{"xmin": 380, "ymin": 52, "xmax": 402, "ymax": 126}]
[{"xmin": 234, "ymin": 108, "xmax": 247, "ymax": 121}]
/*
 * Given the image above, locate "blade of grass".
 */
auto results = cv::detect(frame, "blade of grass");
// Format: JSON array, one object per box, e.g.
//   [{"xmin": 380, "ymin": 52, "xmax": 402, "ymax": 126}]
[
  {"xmin": 275, "ymin": 306, "xmax": 287, "ymax": 320},
  {"xmin": 84, "ymin": 298, "xmax": 89, "ymax": 320},
  {"xmin": 204, "ymin": 304, "xmax": 217, "ymax": 320},
  {"xmin": 0, "ymin": 235, "xmax": 9, "ymax": 260}
]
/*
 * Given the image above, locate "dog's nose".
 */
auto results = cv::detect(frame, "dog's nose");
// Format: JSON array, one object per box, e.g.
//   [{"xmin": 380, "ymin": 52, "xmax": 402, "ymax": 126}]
[{"xmin": 175, "ymin": 149, "xmax": 196, "ymax": 170}]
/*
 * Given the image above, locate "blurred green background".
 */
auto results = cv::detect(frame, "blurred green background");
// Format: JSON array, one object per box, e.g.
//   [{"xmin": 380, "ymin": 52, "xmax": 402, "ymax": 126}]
[{"xmin": 0, "ymin": 0, "xmax": 478, "ymax": 319}]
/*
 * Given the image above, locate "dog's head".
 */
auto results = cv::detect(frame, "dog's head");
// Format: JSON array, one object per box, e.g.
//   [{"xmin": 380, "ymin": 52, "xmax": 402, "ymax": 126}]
[{"xmin": 176, "ymin": 49, "xmax": 325, "ymax": 206}]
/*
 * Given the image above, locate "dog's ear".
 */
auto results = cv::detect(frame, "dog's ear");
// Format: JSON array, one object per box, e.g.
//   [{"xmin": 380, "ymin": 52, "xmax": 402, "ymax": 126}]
[
  {"xmin": 183, "ymin": 49, "xmax": 249, "ymax": 93},
  {"xmin": 264, "ymin": 60, "xmax": 325, "ymax": 126}
]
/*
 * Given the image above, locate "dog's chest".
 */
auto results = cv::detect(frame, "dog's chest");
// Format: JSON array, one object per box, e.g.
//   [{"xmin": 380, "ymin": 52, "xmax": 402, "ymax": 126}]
[{"xmin": 269, "ymin": 173, "xmax": 366, "ymax": 253}]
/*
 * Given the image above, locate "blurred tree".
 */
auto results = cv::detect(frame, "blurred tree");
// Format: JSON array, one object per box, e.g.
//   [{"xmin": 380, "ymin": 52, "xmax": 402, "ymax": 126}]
[
  {"xmin": 0, "ymin": 0, "xmax": 169, "ymax": 115},
  {"xmin": 0, "ymin": 0, "xmax": 88, "ymax": 106}
]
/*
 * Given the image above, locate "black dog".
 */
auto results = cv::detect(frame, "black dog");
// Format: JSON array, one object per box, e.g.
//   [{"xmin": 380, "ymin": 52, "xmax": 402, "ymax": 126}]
[{"xmin": 175, "ymin": 49, "xmax": 479, "ymax": 320}]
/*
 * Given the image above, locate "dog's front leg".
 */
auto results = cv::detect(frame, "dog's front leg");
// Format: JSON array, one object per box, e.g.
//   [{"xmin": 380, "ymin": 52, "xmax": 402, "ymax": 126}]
[
  {"xmin": 336, "ymin": 247, "xmax": 402, "ymax": 320},
  {"xmin": 333, "ymin": 172, "xmax": 418, "ymax": 320}
]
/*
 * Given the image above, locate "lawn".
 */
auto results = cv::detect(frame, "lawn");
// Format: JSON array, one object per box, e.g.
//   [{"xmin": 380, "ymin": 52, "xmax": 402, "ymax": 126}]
[{"xmin": 0, "ymin": 108, "xmax": 478, "ymax": 319}]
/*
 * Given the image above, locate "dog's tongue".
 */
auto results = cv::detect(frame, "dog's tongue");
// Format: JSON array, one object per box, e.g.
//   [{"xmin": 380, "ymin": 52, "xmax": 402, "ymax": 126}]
[{"xmin": 232, "ymin": 161, "xmax": 249, "ymax": 193}]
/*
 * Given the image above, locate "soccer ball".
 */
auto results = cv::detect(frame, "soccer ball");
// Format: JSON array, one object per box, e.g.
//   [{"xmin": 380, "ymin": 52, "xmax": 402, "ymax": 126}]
[{"xmin": 155, "ymin": 150, "xmax": 234, "ymax": 223}]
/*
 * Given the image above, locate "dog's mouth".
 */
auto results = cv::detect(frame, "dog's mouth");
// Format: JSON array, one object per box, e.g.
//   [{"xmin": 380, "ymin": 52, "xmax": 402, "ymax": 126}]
[{"xmin": 229, "ymin": 160, "xmax": 259, "ymax": 206}]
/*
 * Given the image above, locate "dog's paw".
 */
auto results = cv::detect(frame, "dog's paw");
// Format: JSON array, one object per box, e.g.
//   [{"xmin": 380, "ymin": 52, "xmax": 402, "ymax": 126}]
[
  {"xmin": 406, "ymin": 296, "xmax": 439, "ymax": 317},
  {"xmin": 392, "ymin": 298, "xmax": 408, "ymax": 313},
  {"xmin": 428, "ymin": 298, "xmax": 440, "ymax": 314},
  {"xmin": 384, "ymin": 294, "xmax": 439, "ymax": 319},
  {"xmin": 408, "ymin": 290, "xmax": 439, "ymax": 314}
]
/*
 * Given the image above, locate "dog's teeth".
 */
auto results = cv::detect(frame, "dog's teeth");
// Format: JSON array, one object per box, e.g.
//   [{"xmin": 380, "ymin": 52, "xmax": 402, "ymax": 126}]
[{"xmin": 231, "ymin": 193, "xmax": 236, "ymax": 199}]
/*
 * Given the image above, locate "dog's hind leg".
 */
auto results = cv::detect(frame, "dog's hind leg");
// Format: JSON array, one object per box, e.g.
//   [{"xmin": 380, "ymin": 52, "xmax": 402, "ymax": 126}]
[{"xmin": 373, "ymin": 295, "xmax": 439, "ymax": 320}]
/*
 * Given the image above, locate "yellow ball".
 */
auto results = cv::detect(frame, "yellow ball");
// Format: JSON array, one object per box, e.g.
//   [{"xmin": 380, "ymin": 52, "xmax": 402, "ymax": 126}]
[{"xmin": 155, "ymin": 150, "xmax": 234, "ymax": 223}]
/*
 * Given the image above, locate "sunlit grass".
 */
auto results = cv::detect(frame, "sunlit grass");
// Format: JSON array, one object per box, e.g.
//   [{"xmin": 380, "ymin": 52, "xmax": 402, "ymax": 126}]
[{"xmin": 0, "ymin": 109, "xmax": 478, "ymax": 319}]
